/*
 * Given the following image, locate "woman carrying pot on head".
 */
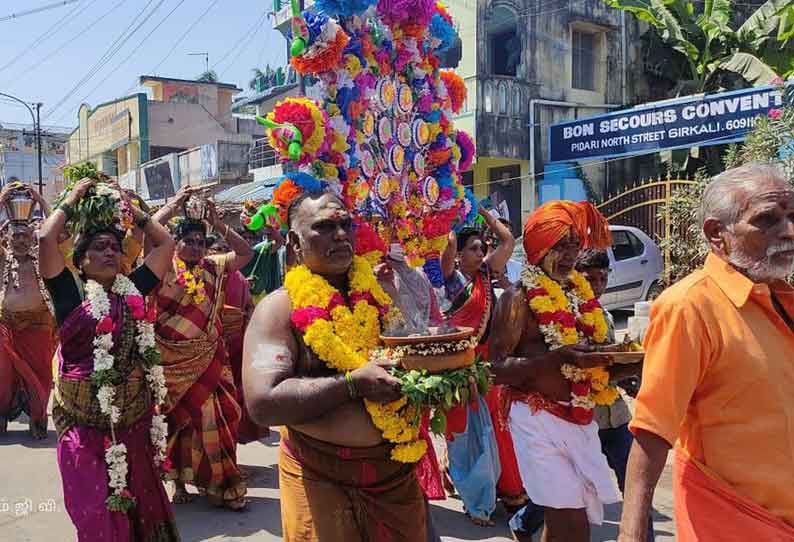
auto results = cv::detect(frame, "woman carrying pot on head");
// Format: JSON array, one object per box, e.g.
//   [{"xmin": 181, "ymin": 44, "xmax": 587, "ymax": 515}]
[
  {"xmin": 39, "ymin": 178, "xmax": 179, "ymax": 541},
  {"xmin": 151, "ymin": 185, "xmax": 254, "ymax": 510}
]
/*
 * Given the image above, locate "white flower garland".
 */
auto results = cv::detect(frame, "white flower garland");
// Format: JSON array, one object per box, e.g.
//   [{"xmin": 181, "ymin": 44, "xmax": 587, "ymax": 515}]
[
  {"xmin": 0, "ymin": 234, "xmax": 54, "ymax": 316},
  {"xmin": 85, "ymin": 275, "xmax": 167, "ymax": 512}
]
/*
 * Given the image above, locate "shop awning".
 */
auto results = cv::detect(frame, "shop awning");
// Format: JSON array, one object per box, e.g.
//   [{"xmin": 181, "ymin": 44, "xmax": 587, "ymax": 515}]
[{"xmin": 214, "ymin": 177, "xmax": 279, "ymax": 205}]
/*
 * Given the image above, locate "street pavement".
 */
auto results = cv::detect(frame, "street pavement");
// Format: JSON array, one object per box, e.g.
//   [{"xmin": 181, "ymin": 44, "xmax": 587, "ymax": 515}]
[
  {"xmin": 0, "ymin": 415, "xmax": 675, "ymax": 541},
  {"xmin": 0, "ymin": 306, "xmax": 673, "ymax": 541}
]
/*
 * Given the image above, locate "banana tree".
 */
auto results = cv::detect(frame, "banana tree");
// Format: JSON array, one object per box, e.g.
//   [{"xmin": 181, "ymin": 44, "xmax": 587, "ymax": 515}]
[{"xmin": 603, "ymin": 0, "xmax": 794, "ymax": 95}]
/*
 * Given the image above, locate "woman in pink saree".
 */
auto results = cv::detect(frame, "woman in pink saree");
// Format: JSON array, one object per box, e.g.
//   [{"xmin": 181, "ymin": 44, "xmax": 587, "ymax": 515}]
[{"xmin": 39, "ymin": 179, "xmax": 178, "ymax": 542}]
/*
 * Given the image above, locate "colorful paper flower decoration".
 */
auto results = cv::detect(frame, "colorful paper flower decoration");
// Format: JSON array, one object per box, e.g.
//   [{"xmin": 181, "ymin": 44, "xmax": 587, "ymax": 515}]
[
  {"xmin": 429, "ymin": 4, "xmax": 456, "ymax": 53},
  {"xmin": 291, "ymin": 12, "xmax": 350, "ymax": 75},
  {"xmin": 265, "ymin": 0, "xmax": 472, "ymax": 267},
  {"xmin": 440, "ymin": 70, "xmax": 466, "ymax": 114},
  {"xmin": 377, "ymin": 0, "xmax": 436, "ymax": 26},
  {"xmin": 315, "ymin": 0, "xmax": 378, "ymax": 17},
  {"xmin": 455, "ymin": 130, "xmax": 475, "ymax": 172},
  {"xmin": 266, "ymin": 98, "xmax": 330, "ymax": 164}
]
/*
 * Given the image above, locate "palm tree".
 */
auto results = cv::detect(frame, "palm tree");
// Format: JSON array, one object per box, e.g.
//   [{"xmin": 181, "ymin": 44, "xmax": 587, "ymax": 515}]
[
  {"xmin": 196, "ymin": 70, "xmax": 219, "ymax": 83},
  {"xmin": 603, "ymin": 0, "xmax": 794, "ymax": 95}
]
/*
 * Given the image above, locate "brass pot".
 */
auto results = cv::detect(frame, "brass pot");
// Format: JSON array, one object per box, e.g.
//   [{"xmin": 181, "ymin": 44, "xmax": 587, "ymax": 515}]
[{"xmin": 5, "ymin": 190, "xmax": 34, "ymax": 223}]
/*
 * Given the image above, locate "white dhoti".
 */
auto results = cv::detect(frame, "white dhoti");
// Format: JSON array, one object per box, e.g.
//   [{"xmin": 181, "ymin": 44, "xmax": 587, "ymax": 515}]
[{"xmin": 509, "ymin": 401, "xmax": 620, "ymax": 524}]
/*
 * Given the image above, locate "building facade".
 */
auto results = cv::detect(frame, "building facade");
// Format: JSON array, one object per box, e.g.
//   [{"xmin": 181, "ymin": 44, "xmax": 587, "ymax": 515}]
[
  {"xmin": 66, "ymin": 76, "xmax": 265, "ymax": 202},
  {"xmin": 0, "ymin": 124, "xmax": 68, "ymax": 202},
  {"xmin": 465, "ymin": 0, "xmax": 652, "ymax": 231}
]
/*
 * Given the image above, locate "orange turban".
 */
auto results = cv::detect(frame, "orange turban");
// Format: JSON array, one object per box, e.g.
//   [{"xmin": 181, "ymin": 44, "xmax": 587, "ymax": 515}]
[{"xmin": 522, "ymin": 201, "xmax": 611, "ymax": 265}]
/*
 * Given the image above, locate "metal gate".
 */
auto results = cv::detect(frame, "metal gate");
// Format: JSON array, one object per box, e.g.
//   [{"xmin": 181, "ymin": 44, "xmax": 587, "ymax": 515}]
[{"xmin": 597, "ymin": 176, "xmax": 696, "ymax": 273}]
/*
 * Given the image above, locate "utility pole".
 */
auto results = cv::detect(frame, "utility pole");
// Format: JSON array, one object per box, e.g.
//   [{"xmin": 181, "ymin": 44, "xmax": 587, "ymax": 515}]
[
  {"xmin": 0, "ymin": 92, "xmax": 43, "ymax": 194},
  {"xmin": 35, "ymin": 103, "xmax": 43, "ymax": 195},
  {"xmin": 188, "ymin": 52, "xmax": 209, "ymax": 75}
]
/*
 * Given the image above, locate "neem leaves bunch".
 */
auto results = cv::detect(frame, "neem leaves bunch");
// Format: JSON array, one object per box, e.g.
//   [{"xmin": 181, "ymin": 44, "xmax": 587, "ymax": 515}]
[
  {"xmin": 56, "ymin": 162, "xmax": 132, "ymax": 236},
  {"xmin": 391, "ymin": 360, "xmax": 491, "ymax": 435}
]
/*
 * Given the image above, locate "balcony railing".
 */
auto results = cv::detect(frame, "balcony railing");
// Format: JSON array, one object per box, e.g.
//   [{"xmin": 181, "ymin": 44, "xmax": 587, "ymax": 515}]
[
  {"xmin": 479, "ymin": 76, "xmax": 534, "ymax": 119},
  {"xmin": 249, "ymin": 138, "xmax": 277, "ymax": 171}
]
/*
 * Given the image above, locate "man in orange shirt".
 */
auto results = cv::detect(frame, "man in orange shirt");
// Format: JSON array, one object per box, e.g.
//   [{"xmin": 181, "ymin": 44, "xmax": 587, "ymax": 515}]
[{"xmin": 619, "ymin": 162, "xmax": 794, "ymax": 542}]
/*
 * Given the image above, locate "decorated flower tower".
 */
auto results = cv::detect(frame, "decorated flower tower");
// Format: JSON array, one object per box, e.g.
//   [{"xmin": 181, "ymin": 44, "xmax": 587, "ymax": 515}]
[
  {"xmin": 249, "ymin": 0, "xmax": 477, "ymax": 283},
  {"xmin": 244, "ymin": 0, "xmax": 488, "ymax": 463}
]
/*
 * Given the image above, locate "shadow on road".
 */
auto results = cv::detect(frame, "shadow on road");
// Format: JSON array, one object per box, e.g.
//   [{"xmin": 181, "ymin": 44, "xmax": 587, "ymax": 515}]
[
  {"xmin": 239, "ymin": 463, "xmax": 279, "ymax": 490},
  {"xmin": 0, "ymin": 428, "xmax": 57, "ymax": 448},
  {"xmin": 174, "ymin": 495, "xmax": 283, "ymax": 540}
]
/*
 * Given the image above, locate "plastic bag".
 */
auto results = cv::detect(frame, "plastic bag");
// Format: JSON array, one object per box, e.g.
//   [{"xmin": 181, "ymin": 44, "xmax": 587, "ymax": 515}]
[{"xmin": 446, "ymin": 396, "xmax": 501, "ymax": 521}]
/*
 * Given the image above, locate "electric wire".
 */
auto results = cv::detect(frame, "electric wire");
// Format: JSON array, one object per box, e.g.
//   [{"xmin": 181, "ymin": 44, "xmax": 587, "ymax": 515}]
[
  {"xmin": 1, "ymin": 0, "xmax": 129, "ymax": 88},
  {"xmin": 50, "ymin": 0, "xmax": 188, "ymax": 125},
  {"xmin": 42, "ymin": 0, "xmax": 165, "ymax": 120},
  {"xmin": 0, "ymin": 0, "xmax": 88, "ymax": 74}
]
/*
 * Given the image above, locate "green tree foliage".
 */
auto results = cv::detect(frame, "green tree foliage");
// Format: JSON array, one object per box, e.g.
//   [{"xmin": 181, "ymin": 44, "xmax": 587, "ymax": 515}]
[
  {"xmin": 661, "ymin": 84, "xmax": 794, "ymax": 283},
  {"xmin": 604, "ymin": 0, "xmax": 794, "ymax": 95},
  {"xmin": 196, "ymin": 70, "xmax": 219, "ymax": 83}
]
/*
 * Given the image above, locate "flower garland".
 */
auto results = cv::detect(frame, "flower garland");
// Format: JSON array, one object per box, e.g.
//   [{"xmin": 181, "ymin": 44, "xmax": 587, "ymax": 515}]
[
  {"xmin": 174, "ymin": 258, "xmax": 207, "ymax": 305},
  {"xmin": 0, "ymin": 234, "xmax": 55, "ymax": 316},
  {"xmin": 285, "ymin": 256, "xmax": 427, "ymax": 463},
  {"xmin": 85, "ymin": 275, "xmax": 167, "ymax": 512},
  {"xmin": 520, "ymin": 265, "xmax": 619, "ymax": 421}
]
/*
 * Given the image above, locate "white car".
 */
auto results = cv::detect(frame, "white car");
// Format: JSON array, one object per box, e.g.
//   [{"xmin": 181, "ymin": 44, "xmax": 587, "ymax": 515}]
[{"xmin": 505, "ymin": 225, "xmax": 664, "ymax": 310}]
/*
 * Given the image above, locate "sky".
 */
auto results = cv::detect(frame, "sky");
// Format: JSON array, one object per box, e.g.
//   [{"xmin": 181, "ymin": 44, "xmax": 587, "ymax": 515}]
[{"xmin": 0, "ymin": 0, "xmax": 287, "ymax": 129}]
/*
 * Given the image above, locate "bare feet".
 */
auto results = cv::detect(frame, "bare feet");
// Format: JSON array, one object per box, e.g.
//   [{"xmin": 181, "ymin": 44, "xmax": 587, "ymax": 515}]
[
  {"xmin": 224, "ymin": 497, "xmax": 248, "ymax": 511},
  {"xmin": 172, "ymin": 482, "xmax": 194, "ymax": 504},
  {"xmin": 469, "ymin": 515, "xmax": 495, "ymax": 527},
  {"xmin": 29, "ymin": 419, "xmax": 48, "ymax": 440},
  {"xmin": 501, "ymin": 492, "xmax": 530, "ymax": 512}
]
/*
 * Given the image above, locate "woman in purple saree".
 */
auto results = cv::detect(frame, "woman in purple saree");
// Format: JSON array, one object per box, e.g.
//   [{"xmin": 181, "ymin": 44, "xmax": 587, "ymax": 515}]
[{"xmin": 39, "ymin": 178, "xmax": 179, "ymax": 542}]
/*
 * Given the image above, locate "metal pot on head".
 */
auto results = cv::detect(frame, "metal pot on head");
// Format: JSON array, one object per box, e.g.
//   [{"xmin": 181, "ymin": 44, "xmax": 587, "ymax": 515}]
[
  {"xmin": 5, "ymin": 187, "xmax": 34, "ymax": 223},
  {"xmin": 183, "ymin": 194, "xmax": 207, "ymax": 221}
]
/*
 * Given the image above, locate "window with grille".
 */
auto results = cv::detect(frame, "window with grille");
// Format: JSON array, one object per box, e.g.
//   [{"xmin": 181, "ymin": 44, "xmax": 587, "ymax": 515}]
[{"xmin": 572, "ymin": 31, "xmax": 596, "ymax": 91}]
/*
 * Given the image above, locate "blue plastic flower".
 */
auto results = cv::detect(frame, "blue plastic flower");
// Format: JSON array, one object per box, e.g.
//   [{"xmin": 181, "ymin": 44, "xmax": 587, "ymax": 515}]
[
  {"xmin": 315, "ymin": 0, "xmax": 377, "ymax": 18},
  {"xmin": 429, "ymin": 13, "xmax": 456, "ymax": 53}
]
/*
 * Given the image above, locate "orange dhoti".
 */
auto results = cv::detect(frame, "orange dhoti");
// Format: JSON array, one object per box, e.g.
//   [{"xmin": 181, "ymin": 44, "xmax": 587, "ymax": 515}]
[
  {"xmin": 0, "ymin": 309, "xmax": 56, "ymax": 424},
  {"xmin": 674, "ymin": 449, "xmax": 794, "ymax": 541}
]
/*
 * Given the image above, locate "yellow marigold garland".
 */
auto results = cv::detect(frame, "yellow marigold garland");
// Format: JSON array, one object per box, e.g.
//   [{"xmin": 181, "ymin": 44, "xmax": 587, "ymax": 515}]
[
  {"xmin": 174, "ymin": 258, "xmax": 207, "ymax": 305},
  {"xmin": 284, "ymin": 256, "xmax": 427, "ymax": 462},
  {"xmin": 521, "ymin": 265, "xmax": 619, "ymax": 412}
]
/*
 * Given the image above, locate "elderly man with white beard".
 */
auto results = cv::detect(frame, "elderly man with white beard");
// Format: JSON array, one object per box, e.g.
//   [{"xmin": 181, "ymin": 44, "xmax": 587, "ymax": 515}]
[{"xmin": 619, "ymin": 162, "xmax": 794, "ymax": 542}]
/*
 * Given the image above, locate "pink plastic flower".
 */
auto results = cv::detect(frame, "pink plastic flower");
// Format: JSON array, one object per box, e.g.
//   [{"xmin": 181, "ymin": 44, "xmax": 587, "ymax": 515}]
[
  {"xmin": 126, "ymin": 295, "xmax": 146, "ymax": 320},
  {"xmin": 96, "ymin": 315, "xmax": 114, "ymax": 335},
  {"xmin": 768, "ymin": 108, "xmax": 783, "ymax": 120},
  {"xmin": 161, "ymin": 457, "xmax": 173, "ymax": 473},
  {"xmin": 103, "ymin": 436, "xmax": 112, "ymax": 450}
]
